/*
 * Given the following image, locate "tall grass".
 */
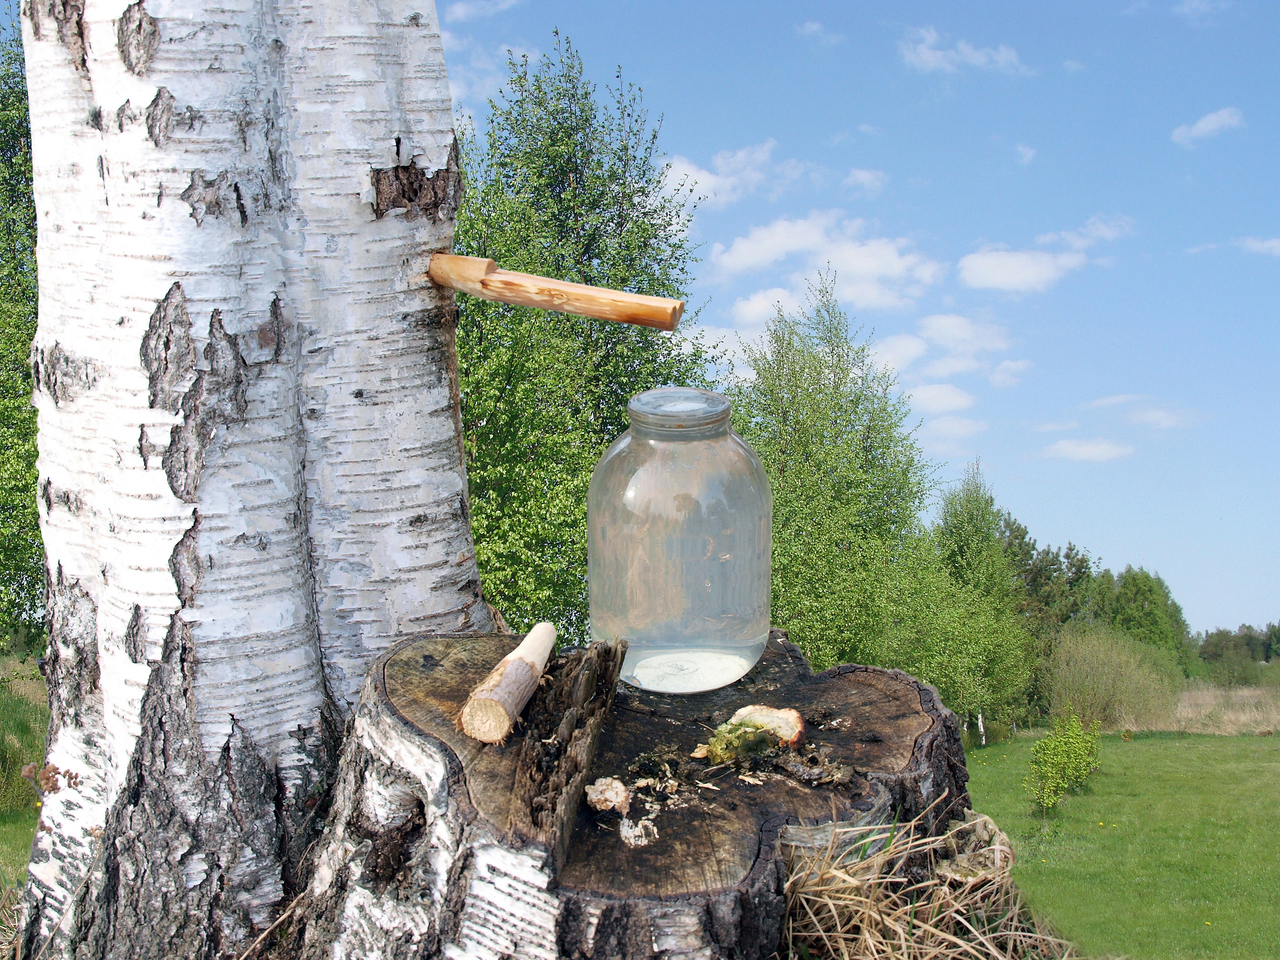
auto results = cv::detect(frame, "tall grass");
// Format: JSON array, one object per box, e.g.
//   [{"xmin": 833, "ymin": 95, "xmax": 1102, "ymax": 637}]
[
  {"xmin": 1048, "ymin": 624, "xmax": 1180, "ymax": 731},
  {"xmin": 0, "ymin": 675, "xmax": 45, "ymax": 812},
  {"xmin": 1167, "ymin": 682, "xmax": 1280, "ymax": 735}
]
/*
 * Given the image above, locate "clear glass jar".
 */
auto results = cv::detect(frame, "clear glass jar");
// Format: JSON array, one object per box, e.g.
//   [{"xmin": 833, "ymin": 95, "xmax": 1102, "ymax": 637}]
[{"xmin": 587, "ymin": 387, "xmax": 772, "ymax": 694}]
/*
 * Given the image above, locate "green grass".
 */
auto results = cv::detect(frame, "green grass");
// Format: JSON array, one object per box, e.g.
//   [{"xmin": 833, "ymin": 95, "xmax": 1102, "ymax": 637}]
[
  {"xmin": 966, "ymin": 731, "xmax": 1280, "ymax": 960},
  {"xmin": 0, "ymin": 662, "xmax": 46, "ymax": 887}
]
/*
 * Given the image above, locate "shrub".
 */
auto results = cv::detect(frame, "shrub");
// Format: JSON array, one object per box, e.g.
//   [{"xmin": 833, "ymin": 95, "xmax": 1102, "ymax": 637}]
[
  {"xmin": 1049, "ymin": 623, "xmax": 1180, "ymax": 730},
  {"xmin": 1024, "ymin": 713, "xmax": 1101, "ymax": 813}
]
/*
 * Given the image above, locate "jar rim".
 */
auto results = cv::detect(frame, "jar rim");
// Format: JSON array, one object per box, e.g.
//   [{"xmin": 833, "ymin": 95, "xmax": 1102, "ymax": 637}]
[{"xmin": 628, "ymin": 387, "xmax": 731, "ymax": 429}]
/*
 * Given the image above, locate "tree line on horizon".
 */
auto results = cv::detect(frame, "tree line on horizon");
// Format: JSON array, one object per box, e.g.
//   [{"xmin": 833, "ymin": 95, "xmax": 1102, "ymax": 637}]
[{"xmin": 0, "ymin": 31, "xmax": 1271, "ymax": 726}]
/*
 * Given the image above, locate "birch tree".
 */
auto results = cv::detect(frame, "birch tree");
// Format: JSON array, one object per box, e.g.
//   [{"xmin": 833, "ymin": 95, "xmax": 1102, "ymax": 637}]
[{"xmin": 18, "ymin": 0, "xmax": 493, "ymax": 955}]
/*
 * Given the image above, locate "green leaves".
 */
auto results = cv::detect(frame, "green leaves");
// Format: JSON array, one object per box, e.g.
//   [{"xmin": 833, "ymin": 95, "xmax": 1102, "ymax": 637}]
[
  {"xmin": 0, "ymin": 30, "xmax": 41, "ymax": 644},
  {"xmin": 455, "ymin": 35, "xmax": 713, "ymax": 639},
  {"xmin": 1024, "ymin": 714, "xmax": 1101, "ymax": 814}
]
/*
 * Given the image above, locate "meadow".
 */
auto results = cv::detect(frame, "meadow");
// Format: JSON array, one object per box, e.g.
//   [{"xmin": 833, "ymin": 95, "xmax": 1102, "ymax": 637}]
[{"xmin": 966, "ymin": 726, "xmax": 1280, "ymax": 960}]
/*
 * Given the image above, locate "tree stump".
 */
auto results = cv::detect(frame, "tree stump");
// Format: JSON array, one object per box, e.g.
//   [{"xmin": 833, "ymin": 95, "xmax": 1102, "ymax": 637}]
[{"xmin": 287, "ymin": 630, "xmax": 969, "ymax": 959}]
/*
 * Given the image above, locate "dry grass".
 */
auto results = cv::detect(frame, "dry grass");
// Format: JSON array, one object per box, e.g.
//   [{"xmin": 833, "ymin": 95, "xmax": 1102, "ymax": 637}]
[
  {"xmin": 1161, "ymin": 682, "xmax": 1280, "ymax": 736},
  {"xmin": 783, "ymin": 808, "xmax": 1079, "ymax": 959},
  {"xmin": 0, "ymin": 877, "xmax": 18, "ymax": 959}
]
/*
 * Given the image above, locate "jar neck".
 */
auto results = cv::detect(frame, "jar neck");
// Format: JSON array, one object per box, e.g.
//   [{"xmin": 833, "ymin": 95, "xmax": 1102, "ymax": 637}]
[{"xmin": 629, "ymin": 418, "xmax": 731, "ymax": 441}]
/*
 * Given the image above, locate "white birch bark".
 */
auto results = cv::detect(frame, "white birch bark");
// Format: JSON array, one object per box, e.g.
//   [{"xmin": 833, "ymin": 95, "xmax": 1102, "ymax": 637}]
[{"xmin": 19, "ymin": 0, "xmax": 489, "ymax": 954}]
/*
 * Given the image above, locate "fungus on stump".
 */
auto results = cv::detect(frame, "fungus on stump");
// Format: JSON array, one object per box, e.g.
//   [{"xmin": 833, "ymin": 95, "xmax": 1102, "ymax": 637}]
[{"xmin": 282, "ymin": 630, "xmax": 969, "ymax": 959}]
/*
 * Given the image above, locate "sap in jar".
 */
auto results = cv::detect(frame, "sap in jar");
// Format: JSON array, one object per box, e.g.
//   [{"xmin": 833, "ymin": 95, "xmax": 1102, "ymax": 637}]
[{"xmin": 587, "ymin": 387, "xmax": 772, "ymax": 694}]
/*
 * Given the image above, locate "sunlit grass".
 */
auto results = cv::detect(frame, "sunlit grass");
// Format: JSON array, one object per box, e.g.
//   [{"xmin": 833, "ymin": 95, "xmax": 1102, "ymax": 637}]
[
  {"xmin": 0, "ymin": 659, "xmax": 46, "ymax": 888},
  {"xmin": 967, "ymin": 731, "xmax": 1280, "ymax": 960}
]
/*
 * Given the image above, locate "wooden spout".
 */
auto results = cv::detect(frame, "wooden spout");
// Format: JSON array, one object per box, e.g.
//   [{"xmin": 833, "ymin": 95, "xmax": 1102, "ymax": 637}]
[{"xmin": 424, "ymin": 253, "xmax": 684, "ymax": 332}]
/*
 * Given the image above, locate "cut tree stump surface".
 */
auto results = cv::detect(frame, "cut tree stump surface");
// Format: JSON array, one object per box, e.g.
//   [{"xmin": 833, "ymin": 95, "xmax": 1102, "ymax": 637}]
[
  {"xmin": 294, "ymin": 629, "xmax": 969, "ymax": 959},
  {"xmin": 380, "ymin": 629, "xmax": 969, "ymax": 900}
]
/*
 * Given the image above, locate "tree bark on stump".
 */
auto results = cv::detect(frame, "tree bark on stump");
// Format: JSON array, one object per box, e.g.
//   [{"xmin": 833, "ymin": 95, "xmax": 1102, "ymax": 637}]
[{"xmin": 283, "ymin": 629, "xmax": 969, "ymax": 959}]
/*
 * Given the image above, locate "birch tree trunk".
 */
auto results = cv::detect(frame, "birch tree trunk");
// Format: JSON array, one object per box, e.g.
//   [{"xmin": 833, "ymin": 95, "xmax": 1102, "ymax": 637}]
[{"xmin": 19, "ymin": 0, "xmax": 491, "ymax": 955}]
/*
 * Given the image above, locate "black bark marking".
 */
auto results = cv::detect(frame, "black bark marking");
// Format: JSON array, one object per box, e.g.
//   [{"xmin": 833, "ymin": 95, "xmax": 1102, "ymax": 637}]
[
  {"xmin": 117, "ymin": 0, "xmax": 159, "ymax": 76},
  {"xmin": 233, "ymin": 182, "xmax": 248, "ymax": 226},
  {"xmin": 180, "ymin": 169, "xmax": 229, "ymax": 226},
  {"xmin": 43, "ymin": 570, "xmax": 99, "ymax": 738},
  {"xmin": 169, "ymin": 515, "xmax": 202, "ymax": 607},
  {"xmin": 162, "ymin": 309, "xmax": 250, "ymax": 502},
  {"xmin": 370, "ymin": 136, "xmax": 461, "ymax": 221},
  {"xmin": 137, "ymin": 424, "xmax": 160, "ymax": 468},
  {"xmin": 23, "ymin": 0, "xmax": 42, "ymax": 41},
  {"xmin": 88, "ymin": 106, "xmax": 104, "ymax": 131},
  {"xmin": 40, "ymin": 480, "xmax": 84, "ymax": 516},
  {"xmin": 140, "ymin": 282, "xmax": 194, "ymax": 414},
  {"xmin": 115, "ymin": 100, "xmax": 138, "ymax": 132},
  {"xmin": 50, "ymin": 0, "xmax": 88, "ymax": 75},
  {"xmin": 66, "ymin": 616, "xmax": 312, "ymax": 957},
  {"xmin": 260, "ymin": 296, "xmax": 283, "ymax": 360},
  {"xmin": 145, "ymin": 87, "xmax": 175, "ymax": 148},
  {"xmin": 36, "ymin": 341, "xmax": 98, "ymax": 406},
  {"xmin": 125, "ymin": 604, "xmax": 146, "ymax": 663}
]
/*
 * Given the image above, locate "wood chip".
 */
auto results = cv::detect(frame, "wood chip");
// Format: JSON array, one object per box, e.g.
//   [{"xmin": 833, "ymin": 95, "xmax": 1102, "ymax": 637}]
[{"xmin": 738, "ymin": 774, "xmax": 764, "ymax": 785}]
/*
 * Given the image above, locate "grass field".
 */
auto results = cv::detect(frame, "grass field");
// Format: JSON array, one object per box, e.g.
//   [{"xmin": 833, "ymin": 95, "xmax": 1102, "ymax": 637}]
[
  {"xmin": 966, "ymin": 731, "xmax": 1280, "ymax": 960},
  {"xmin": 0, "ymin": 659, "xmax": 45, "ymax": 888}
]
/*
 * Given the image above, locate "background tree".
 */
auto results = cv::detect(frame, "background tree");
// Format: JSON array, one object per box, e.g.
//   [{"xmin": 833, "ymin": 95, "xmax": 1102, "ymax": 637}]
[
  {"xmin": 998, "ymin": 513, "xmax": 1097, "ymax": 715},
  {"xmin": 454, "ymin": 35, "xmax": 713, "ymax": 640},
  {"xmin": 0, "ymin": 19, "xmax": 41, "ymax": 651},
  {"xmin": 727, "ymin": 273, "xmax": 929, "ymax": 666},
  {"xmin": 1091, "ymin": 565, "xmax": 1192, "ymax": 672},
  {"xmin": 729, "ymin": 278, "xmax": 1030, "ymax": 725}
]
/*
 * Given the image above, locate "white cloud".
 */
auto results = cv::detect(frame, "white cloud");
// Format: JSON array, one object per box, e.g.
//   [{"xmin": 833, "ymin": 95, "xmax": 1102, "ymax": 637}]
[
  {"xmin": 910, "ymin": 384, "xmax": 976, "ymax": 415},
  {"xmin": 958, "ymin": 249, "xmax": 1088, "ymax": 292},
  {"xmin": 922, "ymin": 355, "xmax": 981, "ymax": 378},
  {"xmin": 1172, "ymin": 106, "xmax": 1243, "ymax": 147},
  {"xmin": 844, "ymin": 168, "xmax": 888, "ymax": 197},
  {"xmin": 899, "ymin": 26, "xmax": 1030, "ymax": 76},
  {"xmin": 1064, "ymin": 60, "xmax": 1085, "ymax": 72},
  {"xmin": 1173, "ymin": 0, "xmax": 1230, "ymax": 23},
  {"xmin": 667, "ymin": 141, "xmax": 825, "ymax": 209},
  {"xmin": 1042, "ymin": 439, "xmax": 1134, "ymax": 462},
  {"xmin": 712, "ymin": 211, "xmax": 943, "ymax": 310},
  {"xmin": 990, "ymin": 359, "xmax": 1032, "ymax": 387},
  {"xmin": 1086, "ymin": 393, "xmax": 1143, "ymax": 408},
  {"xmin": 1016, "ymin": 144, "xmax": 1036, "ymax": 165},
  {"xmin": 872, "ymin": 333, "xmax": 928, "ymax": 374},
  {"xmin": 1037, "ymin": 214, "xmax": 1136, "ymax": 251},
  {"xmin": 444, "ymin": 0, "xmax": 520, "ymax": 22},
  {"xmin": 730, "ymin": 287, "xmax": 800, "ymax": 332},
  {"xmin": 712, "ymin": 211, "xmax": 841, "ymax": 274},
  {"xmin": 918, "ymin": 416, "xmax": 988, "ymax": 458},
  {"xmin": 1036, "ymin": 421, "xmax": 1079, "ymax": 432},
  {"xmin": 797, "ymin": 21, "xmax": 844, "ymax": 45},
  {"xmin": 917, "ymin": 314, "xmax": 1009, "ymax": 355},
  {"xmin": 858, "ymin": 124, "xmax": 882, "ymax": 135},
  {"xmin": 1238, "ymin": 237, "xmax": 1280, "ymax": 256},
  {"xmin": 1129, "ymin": 407, "xmax": 1188, "ymax": 428},
  {"xmin": 441, "ymin": 34, "xmax": 534, "ymax": 114},
  {"xmin": 666, "ymin": 140, "xmax": 776, "ymax": 209}
]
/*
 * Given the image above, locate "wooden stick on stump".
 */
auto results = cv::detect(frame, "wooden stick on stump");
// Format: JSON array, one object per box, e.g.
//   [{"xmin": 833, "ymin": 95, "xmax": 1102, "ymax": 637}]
[
  {"xmin": 457, "ymin": 621, "xmax": 558, "ymax": 744},
  {"xmin": 285, "ymin": 631, "xmax": 970, "ymax": 960}
]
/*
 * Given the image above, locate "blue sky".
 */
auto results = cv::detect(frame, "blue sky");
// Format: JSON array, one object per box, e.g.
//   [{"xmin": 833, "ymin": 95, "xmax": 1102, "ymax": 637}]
[{"xmin": 439, "ymin": 0, "xmax": 1279, "ymax": 634}]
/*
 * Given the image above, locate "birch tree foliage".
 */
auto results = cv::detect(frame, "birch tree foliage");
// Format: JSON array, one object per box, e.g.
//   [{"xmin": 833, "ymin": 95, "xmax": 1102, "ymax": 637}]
[
  {"xmin": 728, "ymin": 277, "xmax": 1031, "ymax": 721},
  {"xmin": 455, "ymin": 34, "xmax": 714, "ymax": 640},
  {"xmin": 0, "ymin": 24, "xmax": 40, "ymax": 647}
]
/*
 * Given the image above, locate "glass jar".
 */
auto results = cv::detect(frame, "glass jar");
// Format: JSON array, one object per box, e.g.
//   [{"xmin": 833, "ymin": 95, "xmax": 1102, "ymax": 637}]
[{"xmin": 587, "ymin": 386, "xmax": 772, "ymax": 694}]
